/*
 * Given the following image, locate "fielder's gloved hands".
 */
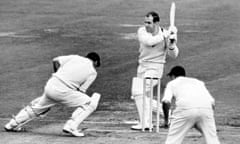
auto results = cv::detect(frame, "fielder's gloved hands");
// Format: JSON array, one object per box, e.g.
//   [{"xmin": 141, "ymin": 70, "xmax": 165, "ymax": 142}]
[{"xmin": 160, "ymin": 121, "xmax": 169, "ymax": 129}]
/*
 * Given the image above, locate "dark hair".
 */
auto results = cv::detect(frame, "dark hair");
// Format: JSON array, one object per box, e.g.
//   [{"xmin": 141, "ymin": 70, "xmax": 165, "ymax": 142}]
[
  {"xmin": 146, "ymin": 11, "xmax": 160, "ymax": 23},
  {"xmin": 167, "ymin": 66, "xmax": 186, "ymax": 77},
  {"xmin": 86, "ymin": 52, "xmax": 101, "ymax": 67}
]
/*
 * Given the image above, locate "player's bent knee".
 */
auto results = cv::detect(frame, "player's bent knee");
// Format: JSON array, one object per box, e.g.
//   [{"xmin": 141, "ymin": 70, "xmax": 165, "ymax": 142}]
[
  {"xmin": 30, "ymin": 105, "xmax": 51, "ymax": 118},
  {"xmin": 24, "ymin": 105, "xmax": 38, "ymax": 118},
  {"xmin": 132, "ymin": 94, "xmax": 143, "ymax": 100}
]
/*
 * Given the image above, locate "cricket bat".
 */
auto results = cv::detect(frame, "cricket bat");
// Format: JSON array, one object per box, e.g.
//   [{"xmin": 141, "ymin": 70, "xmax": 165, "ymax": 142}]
[
  {"xmin": 170, "ymin": 2, "xmax": 176, "ymax": 28},
  {"xmin": 169, "ymin": 2, "xmax": 176, "ymax": 43}
]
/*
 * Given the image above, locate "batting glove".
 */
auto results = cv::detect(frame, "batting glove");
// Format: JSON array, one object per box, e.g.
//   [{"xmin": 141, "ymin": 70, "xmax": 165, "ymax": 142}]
[
  {"xmin": 168, "ymin": 26, "xmax": 178, "ymax": 34},
  {"xmin": 170, "ymin": 33, "xmax": 177, "ymax": 42}
]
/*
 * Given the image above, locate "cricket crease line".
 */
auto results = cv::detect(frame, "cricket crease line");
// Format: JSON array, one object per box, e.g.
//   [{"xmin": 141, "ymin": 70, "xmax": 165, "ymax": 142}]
[
  {"xmin": 85, "ymin": 128, "xmax": 169, "ymax": 134},
  {"xmin": 0, "ymin": 117, "xmax": 136, "ymax": 124}
]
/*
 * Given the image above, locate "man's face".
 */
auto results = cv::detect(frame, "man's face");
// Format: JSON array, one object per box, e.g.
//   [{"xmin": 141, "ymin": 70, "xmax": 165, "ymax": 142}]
[
  {"xmin": 171, "ymin": 75, "xmax": 177, "ymax": 80},
  {"xmin": 144, "ymin": 15, "xmax": 155, "ymax": 33},
  {"xmin": 168, "ymin": 75, "xmax": 176, "ymax": 81},
  {"xmin": 93, "ymin": 61, "xmax": 100, "ymax": 68}
]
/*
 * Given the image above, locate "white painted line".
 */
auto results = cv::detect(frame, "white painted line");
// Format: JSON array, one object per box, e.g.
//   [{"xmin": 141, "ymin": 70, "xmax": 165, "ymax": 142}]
[
  {"xmin": 118, "ymin": 33, "xmax": 137, "ymax": 40},
  {"xmin": 8, "ymin": 35, "xmax": 40, "ymax": 38},
  {"xmin": 0, "ymin": 32, "xmax": 15, "ymax": 37},
  {"xmin": 85, "ymin": 128, "xmax": 168, "ymax": 134},
  {"xmin": 183, "ymin": 30, "xmax": 210, "ymax": 33},
  {"xmin": 43, "ymin": 28, "xmax": 59, "ymax": 33},
  {"xmin": 123, "ymin": 120, "xmax": 139, "ymax": 124},
  {"xmin": 0, "ymin": 32, "xmax": 40, "ymax": 38},
  {"xmin": 0, "ymin": 118, "xmax": 128, "ymax": 124},
  {"xmin": 119, "ymin": 24, "xmax": 141, "ymax": 27}
]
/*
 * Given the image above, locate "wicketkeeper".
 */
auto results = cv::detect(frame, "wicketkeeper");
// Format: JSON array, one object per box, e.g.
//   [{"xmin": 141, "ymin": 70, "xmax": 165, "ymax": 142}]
[
  {"xmin": 4, "ymin": 52, "xmax": 101, "ymax": 137},
  {"xmin": 131, "ymin": 11, "xmax": 179, "ymax": 130},
  {"xmin": 162, "ymin": 66, "xmax": 220, "ymax": 144}
]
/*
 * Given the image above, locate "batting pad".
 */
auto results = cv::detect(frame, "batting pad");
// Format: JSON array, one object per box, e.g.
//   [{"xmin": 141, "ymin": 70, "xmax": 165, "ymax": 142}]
[{"xmin": 131, "ymin": 77, "xmax": 144, "ymax": 96}]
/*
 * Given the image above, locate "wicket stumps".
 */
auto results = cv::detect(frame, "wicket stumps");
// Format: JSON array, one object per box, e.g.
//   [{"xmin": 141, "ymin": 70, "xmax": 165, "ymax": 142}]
[{"xmin": 142, "ymin": 77, "xmax": 161, "ymax": 132}]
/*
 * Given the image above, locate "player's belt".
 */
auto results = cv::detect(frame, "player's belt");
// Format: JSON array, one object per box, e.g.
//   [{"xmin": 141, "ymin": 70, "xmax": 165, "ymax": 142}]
[{"xmin": 140, "ymin": 60, "xmax": 166, "ymax": 64}]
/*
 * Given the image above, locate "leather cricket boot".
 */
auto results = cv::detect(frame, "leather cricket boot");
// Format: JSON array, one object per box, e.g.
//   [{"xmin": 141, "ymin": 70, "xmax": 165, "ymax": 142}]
[
  {"xmin": 4, "ymin": 118, "xmax": 25, "ymax": 132},
  {"xmin": 63, "ymin": 121, "xmax": 84, "ymax": 137},
  {"xmin": 131, "ymin": 123, "xmax": 151, "ymax": 131},
  {"xmin": 63, "ymin": 93, "xmax": 101, "ymax": 137}
]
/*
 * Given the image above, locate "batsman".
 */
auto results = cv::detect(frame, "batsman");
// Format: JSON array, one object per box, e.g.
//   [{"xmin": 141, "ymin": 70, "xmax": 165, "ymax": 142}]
[{"xmin": 131, "ymin": 5, "xmax": 179, "ymax": 130}]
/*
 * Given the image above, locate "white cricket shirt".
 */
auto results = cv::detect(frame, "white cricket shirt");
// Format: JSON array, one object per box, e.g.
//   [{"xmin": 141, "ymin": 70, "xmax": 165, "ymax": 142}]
[
  {"xmin": 162, "ymin": 77, "xmax": 215, "ymax": 109},
  {"xmin": 52, "ymin": 55, "xmax": 97, "ymax": 92},
  {"xmin": 137, "ymin": 26, "xmax": 178, "ymax": 64}
]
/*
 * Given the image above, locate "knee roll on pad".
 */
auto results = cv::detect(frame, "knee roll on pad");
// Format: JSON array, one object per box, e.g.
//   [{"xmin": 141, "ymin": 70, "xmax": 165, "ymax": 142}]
[
  {"xmin": 12, "ymin": 105, "xmax": 50, "ymax": 127},
  {"xmin": 24, "ymin": 105, "xmax": 38, "ymax": 118},
  {"xmin": 71, "ymin": 107, "xmax": 85, "ymax": 119},
  {"xmin": 29, "ymin": 105, "xmax": 50, "ymax": 117},
  {"xmin": 131, "ymin": 77, "xmax": 159, "ymax": 97},
  {"xmin": 29, "ymin": 97, "xmax": 51, "ymax": 117},
  {"xmin": 70, "ymin": 93, "xmax": 101, "ymax": 119},
  {"xmin": 30, "ymin": 97, "xmax": 41, "ymax": 106},
  {"xmin": 144, "ymin": 79, "xmax": 159, "ymax": 92},
  {"xmin": 133, "ymin": 94, "xmax": 143, "ymax": 101}
]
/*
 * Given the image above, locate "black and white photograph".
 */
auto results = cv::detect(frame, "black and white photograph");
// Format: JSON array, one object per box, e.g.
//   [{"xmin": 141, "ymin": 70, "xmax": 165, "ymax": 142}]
[{"xmin": 0, "ymin": 0, "xmax": 239, "ymax": 143}]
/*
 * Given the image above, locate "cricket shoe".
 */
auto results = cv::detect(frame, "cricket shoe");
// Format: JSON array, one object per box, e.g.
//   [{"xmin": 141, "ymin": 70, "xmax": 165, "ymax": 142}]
[
  {"xmin": 4, "ymin": 121, "xmax": 26, "ymax": 132},
  {"xmin": 131, "ymin": 124, "xmax": 152, "ymax": 131},
  {"xmin": 62, "ymin": 125, "xmax": 84, "ymax": 137}
]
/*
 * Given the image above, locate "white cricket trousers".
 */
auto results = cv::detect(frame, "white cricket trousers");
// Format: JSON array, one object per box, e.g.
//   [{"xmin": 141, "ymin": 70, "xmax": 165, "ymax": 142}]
[
  {"xmin": 33, "ymin": 76, "xmax": 92, "ymax": 111},
  {"xmin": 136, "ymin": 61, "xmax": 164, "ymax": 93},
  {"xmin": 137, "ymin": 62, "xmax": 164, "ymax": 79},
  {"xmin": 165, "ymin": 108, "xmax": 220, "ymax": 144}
]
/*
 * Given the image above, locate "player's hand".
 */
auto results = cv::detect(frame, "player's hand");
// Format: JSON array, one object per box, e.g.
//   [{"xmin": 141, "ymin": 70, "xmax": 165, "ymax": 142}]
[
  {"xmin": 168, "ymin": 26, "xmax": 177, "ymax": 44},
  {"xmin": 169, "ymin": 33, "xmax": 177, "ymax": 44},
  {"xmin": 162, "ymin": 120, "xmax": 170, "ymax": 129},
  {"xmin": 168, "ymin": 26, "xmax": 178, "ymax": 34}
]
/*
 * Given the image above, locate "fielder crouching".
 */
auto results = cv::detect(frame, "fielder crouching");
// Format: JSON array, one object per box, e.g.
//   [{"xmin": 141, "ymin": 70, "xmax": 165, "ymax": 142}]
[{"xmin": 4, "ymin": 52, "xmax": 101, "ymax": 137}]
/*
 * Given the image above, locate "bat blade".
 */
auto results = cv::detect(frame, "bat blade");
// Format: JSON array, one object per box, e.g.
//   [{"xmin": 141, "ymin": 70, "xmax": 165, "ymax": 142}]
[{"xmin": 170, "ymin": 2, "xmax": 176, "ymax": 27}]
